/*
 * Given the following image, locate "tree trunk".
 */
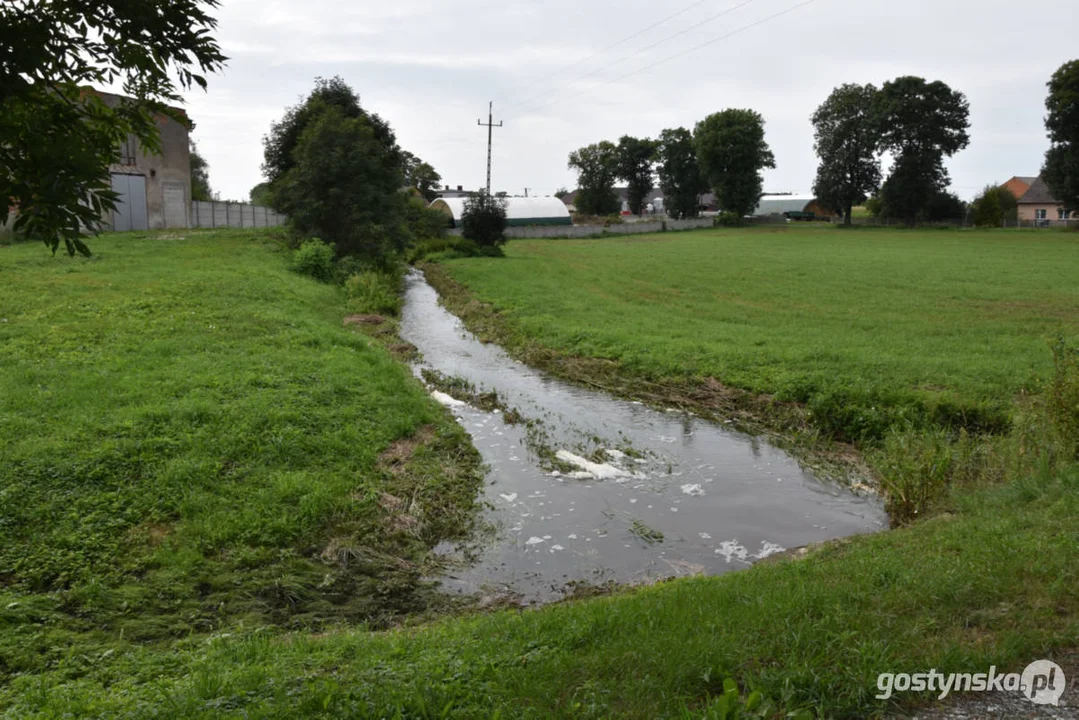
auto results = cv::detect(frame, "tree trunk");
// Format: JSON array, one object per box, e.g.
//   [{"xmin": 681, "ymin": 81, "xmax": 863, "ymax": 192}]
[{"xmin": 844, "ymin": 202, "xmax": 853, "ymax": 226}]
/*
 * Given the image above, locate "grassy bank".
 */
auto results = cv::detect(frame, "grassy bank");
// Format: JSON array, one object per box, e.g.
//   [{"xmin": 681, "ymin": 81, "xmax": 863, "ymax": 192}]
[
  {"xmin": 5, "ymin": 226, "xmax": 1079, "ymax": 718},
  {"xmin": 432, "ymin": 227, "xmax": 1079, "ymax": 444},
  {"xmin": 6, "ymin": 458, "xmax": 1078, "ymax": 718},
  {"xmin": 0, "ymin": 229, "xmax": 482, "ymax": 680}
]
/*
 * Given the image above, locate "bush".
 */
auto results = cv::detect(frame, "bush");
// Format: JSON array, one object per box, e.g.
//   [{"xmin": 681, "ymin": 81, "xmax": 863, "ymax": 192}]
[
  {"xmin": 290, "ymin": 239, "xmax": 335, "ymax": 282},
  {"xmin": 872, "ymin": 427, "xmax": 957, "ymax": 525},
  {"xmin": 405, "ymin": 196, "xmax": 449, "ymax": 241},
  {"xmin": 969, "ymin": 184, "xmax": 1019, "ymax": 227},
  {"xmin": 1048, "ymin": 338, "xmax": 1079, "ymax": 459},
  {"xmin": 715, "ymin": 211, "xmax": 743, "ymax": 227},
  {"xmin": 461, "ymin": 192, "xmax": 508, "ymax": 251},
  {"xmin": 345, "ymin": 270, "xmax": 402, "ymax": 316}
]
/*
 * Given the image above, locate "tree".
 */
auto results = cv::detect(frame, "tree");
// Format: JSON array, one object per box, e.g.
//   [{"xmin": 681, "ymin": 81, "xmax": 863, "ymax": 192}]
[
  {"xmin": 401, "ymin": 151, "xmax": 442, "ymax": 203},
  {"xmin": 969, "ymin": 184, "xmax": 1018, "ymax": 227},
  {"xmin": 615, "ymin": 136, "xmax": 657, "ymax": 215},
  {"xmin": 1042, "ymin": 60, "xmax": 1079, "ymax": 215},
  {"xmin": 567, "ymin": 141, "xmax": 621, "ymax": 216},
  {"xmin": 554, "ymin": 187, "xmax": 570, "ymax": 200},
  {"xmin": 249, "ymin": 182, "xmax": 273, "ymax": 206},
  {"xmin": 694, "ymin": 110, "xmax": 775, "ymax": 220},
  {"xmin": 656, "ymin": 127, "xmax": 707, "ymax": 220},
  {"xmin": 0, "ymin": 0, "xmax": 225, "ymax": 256},
  {"xmin": 190, "ymin": 141, "xmax": 213, "ymax": 202},
  {"xmin": 273, "ymin": 104, "xmax": 407, "ymax": 262},
  {"xmin": 876, "ymin": 76, "xmax": 970, "ymax": 225},
  {"xmin": 461, "ymin": 192, "xmax": 508, "ymax": 254},
  {"xmin": 811, "ymin": 84, "xmax": 882, "ymax": 225},
  {"xmin": 262, "ymin": 76, "xmax": 397, "ymax": 194}
]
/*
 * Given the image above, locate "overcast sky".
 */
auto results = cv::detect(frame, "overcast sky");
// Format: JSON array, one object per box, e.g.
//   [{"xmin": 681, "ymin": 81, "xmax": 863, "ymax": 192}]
[{"xmin": 180, "ymin": 0, "xmax": 1079, "ymax": 202}]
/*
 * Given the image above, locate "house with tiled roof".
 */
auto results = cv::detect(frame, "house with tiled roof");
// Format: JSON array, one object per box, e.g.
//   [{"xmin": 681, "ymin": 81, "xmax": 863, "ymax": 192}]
[{"xmin": 1002, "ymin": 176, "xmax": 1075, "ymax": 223}]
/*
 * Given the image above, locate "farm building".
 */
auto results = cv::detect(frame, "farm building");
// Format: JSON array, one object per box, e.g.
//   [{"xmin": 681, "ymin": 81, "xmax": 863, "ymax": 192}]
[
  {"xmin": 430, "ymin": 196, "xmax": 572, "ymax": 228},
  {"xmin": 752, "ymin": 194, "xmax": 825, "ymax": 218}
]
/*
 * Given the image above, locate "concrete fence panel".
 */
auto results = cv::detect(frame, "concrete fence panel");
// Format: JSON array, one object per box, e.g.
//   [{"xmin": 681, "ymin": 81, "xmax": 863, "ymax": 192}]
[{"xmin": 189, "ymin": 201, "xmax": 286, "ymax": 230}]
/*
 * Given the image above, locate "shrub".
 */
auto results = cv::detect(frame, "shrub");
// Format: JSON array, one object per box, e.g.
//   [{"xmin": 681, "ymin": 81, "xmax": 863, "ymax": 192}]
[
  {"xmin": 290, "ymin": 239, "xmax": 335, "ymax": 282},
  {"xmin": 405, "ymin": 196, "xmax": 448, "ymax": 241},
  {"xmin": 332, "ymin": 255, "xmax": 369, "ymax": 285},
  {"xmin": 715, "ymin": 211, "xmax": 743, "ymax": 227},
  {"xmin": 345, "ymin": 270, "xmax": 401, "ymax": 316},
  {"xmin": 1048, "ymin": 338, "xmax": 1079, "ymax": 459},
  {"xmin": 872, "ymin": 427, "xmax": 956, "ymax": 525},
  {"xmin": 461, "ymin": 192, "xmax": 508, "ymax": 251},
  {"xmin": 969, "ymin": 184, "xmax": 1018, "ymax": 227}
]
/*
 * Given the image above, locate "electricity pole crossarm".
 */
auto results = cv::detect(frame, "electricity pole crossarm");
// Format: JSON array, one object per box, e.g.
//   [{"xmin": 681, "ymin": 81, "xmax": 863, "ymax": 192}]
[{"xmin": 477, "ymin": 101, "xmax": 503, "ymax": 195}]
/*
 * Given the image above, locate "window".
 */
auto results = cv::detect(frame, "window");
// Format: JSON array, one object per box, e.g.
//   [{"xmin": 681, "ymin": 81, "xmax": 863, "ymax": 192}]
[
  {"xmin": 1035, "ymin": 208, "xmax": 1047, "ymax": 220},
  {"xmin": 1059, "ymin": 208, "xmax": 1068, "ymax": 220}
]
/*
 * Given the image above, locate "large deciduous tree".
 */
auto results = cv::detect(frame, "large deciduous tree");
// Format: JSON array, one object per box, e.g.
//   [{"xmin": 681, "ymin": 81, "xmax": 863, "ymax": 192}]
[
  {"xmin": 568, "ymin": 141, "xmax": 621, "ymax": 216},
  {"xmin": 0, "ymin": 0, "xmax": 225, "ymax": 256},
  {"xmin": 694, "ymin": 109, "xmax": 775, "ymax": 220},
  {"xmin": 615, "ymin": 135, "xmax": 657, "ymax": 215},
  {"xmin": 262, "ymin": 76, "xmax": 396, "ymax": 195},
  {"xmin": 876, "ymin": 76, "xmax": 970, "ymax": 225},
  {"xmin": 1042, "ymin": 59, "xmax": 1079, "ymax": 215},
  {"xmin": 811, "ymin": 83, "xmax": 882, "ymax": 225},
  {"xmin": 656, "ymin": 127, "xmax": 707, "ymax": 220},
  {"xmin": 273, "ymin": 103, "xmax": 408, "ymax": 262},
  {"xmin": 401, "ymin": 151, "xmax": 443, "ymax": 203}
]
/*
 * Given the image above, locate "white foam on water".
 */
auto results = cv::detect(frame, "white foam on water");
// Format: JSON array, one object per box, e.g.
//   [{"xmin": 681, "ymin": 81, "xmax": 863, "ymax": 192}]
[
  {"xmin": 715, "ymin": 540, "xmax": 750, "ymax": 564},
  {"xmin": 755, "ymin": 541, "xmax": 785, "ymax": 559},
  {"xmin": 499, "ymin": 493, "xmax": 518, "ymax": 503},
  {"xmin": 525, "ymin": 536, "xmax": 545, "ymax": 546},
  {"xmin": 431, "ymin": 390, "xmax": 465, "ymax": 407},
  {"xmin": 555, "ymin": 450, "xmax": 633, "ymax": 480},
  {"xmin": 699, "ymin": 532, "xmax": 712, "ymax": 540},
  {"xmin": 681, "ymin": 483, "xmax": 705, "ymax": 496}
]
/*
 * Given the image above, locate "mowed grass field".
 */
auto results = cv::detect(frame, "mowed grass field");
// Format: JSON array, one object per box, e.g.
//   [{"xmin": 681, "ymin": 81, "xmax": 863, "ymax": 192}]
[
  {"xmin": 439, "ymin": 227, "xmax": 1079, "ymax": 441},
  {"xmin": 0, "ymin": 230, "xmax": 481, "ymax": 683}
]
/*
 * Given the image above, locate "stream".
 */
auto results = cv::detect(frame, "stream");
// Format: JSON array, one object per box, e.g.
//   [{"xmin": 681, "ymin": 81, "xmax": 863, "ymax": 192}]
[{"xmin": 399, "ymin": 269, "xmax": 886, "ymax": 604}]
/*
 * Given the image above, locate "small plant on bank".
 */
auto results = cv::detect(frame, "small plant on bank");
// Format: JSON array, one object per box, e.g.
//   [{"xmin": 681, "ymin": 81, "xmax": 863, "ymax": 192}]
[
  {"xmin": 290, "ymin": 238, "xmax": 335, "ymax": 282},
  {"xmin": 1048, "ymin": 337, "xmax": 1079, "ymax": 459},
  {"xmin": 345, "ymin": 270, "xmax": 402, "ymax": 316},
  {"xmin": 461, "ymin": 191, "xmax": 508, "ymax": 255}
]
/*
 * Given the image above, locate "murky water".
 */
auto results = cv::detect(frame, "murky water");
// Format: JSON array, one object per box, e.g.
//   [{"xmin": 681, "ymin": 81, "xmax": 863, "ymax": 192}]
[{"xmin": 400, "ymin": 270, "xmax": 885, "ymax": 604}]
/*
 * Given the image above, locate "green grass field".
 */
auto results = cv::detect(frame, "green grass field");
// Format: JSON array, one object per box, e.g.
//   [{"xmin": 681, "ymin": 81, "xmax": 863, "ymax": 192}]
[
  {"xmin": 438, "ymin": 227, "xmax": 1079, "ymax": 442},
  {"xmin": 3, "ymin": 227, "xmax": 1079, "ymax": 719},
  {"xmin": 0, "ymin": 230, "xmax": 482, "ymax": 681}
]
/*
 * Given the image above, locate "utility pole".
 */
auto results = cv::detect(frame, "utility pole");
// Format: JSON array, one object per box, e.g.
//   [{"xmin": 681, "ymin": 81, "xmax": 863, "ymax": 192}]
[
  {"xmin": 524, "ymin": 188, "xmax": 530, "ymax": 198},
  {"xmin": 477, "ymin": 101, "xmax": 502, "ymax": 196}
]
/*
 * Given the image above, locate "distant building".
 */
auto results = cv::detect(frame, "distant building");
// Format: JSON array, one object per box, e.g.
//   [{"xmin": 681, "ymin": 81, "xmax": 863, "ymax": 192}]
[
  {"xmin": 559, "ymin": 187, "xmax": 719, "ymax": 215},
  {"xmin": 90, "ymin": 90, "xmax": 193, "ymax": 231},
  {"xmin": 1002, "ymin": 176, "xmax": 1075, "ymax": 222},
  {"xmin": 434, "ymin": 185, "xmax": 475, "ymax": 199},
  {"xmin": 430, "ymin": 196, "xmax": 572, "ymax": 227}
]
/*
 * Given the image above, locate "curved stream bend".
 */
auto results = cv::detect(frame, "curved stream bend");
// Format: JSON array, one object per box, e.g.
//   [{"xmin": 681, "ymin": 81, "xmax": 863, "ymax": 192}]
[{"xmin": 400, "ymin": 269, "xmax": 885, "ymax": 603}]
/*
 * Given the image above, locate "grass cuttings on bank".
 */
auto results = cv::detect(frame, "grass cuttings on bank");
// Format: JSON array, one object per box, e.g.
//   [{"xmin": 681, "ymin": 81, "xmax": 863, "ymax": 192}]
[
  {"xmin": 428, "ymin": 227, "xmax": 1079, "ymax": 446},
  {"xmin": 0, "ymin": 229, "xmax": 483, "ymax": 681},
  {"xmin": 6, "ymin": 455, "xmax": 1078, "ymax": 718}
]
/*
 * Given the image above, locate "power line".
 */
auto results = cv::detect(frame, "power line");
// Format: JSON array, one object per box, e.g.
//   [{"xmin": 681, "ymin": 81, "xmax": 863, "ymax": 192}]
[
  {"xmin": 503, "ymin": 0, "xmax": 763, "ymax": 113},
  {"xmin": 500, "ymin": 0, "xmax": 716, "ymax": 110},
  {"xmin": 505, "ymin": 0, "xmax": 817, "ymax": 121}
]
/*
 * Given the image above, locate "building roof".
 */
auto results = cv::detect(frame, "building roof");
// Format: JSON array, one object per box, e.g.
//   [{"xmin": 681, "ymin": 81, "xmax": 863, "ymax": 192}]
[
  {"xmin": 1016, "ymin": 177, "xmax": 1060, "ymax": 205},
  {"xmin": 753, "ymin": 194, "xmax": 817, "ymax": 216},
  {"xmin": 559, "ymin": 187, "xmax": 719, "ymax": 210},
  {"xmin": 430, "ymin": 196, "xmax": 571, "ymax": 222}
]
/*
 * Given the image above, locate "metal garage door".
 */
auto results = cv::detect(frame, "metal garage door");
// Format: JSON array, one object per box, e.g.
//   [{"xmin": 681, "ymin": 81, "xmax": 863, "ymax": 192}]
[{"xmin": 111, "ymin": 173, "xmax": 148, "ymax": 231}]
